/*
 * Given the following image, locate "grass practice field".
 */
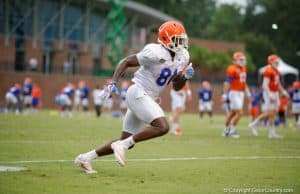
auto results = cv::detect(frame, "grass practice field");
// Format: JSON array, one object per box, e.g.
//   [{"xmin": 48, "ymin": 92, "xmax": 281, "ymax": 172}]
[{"xmin": 0, "ymin": 110, "xmax": 299, "ymax": 194}]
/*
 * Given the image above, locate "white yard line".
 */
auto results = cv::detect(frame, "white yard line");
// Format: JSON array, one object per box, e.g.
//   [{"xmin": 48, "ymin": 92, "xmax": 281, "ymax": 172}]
[
  {"xmin": 1, "ymin": 156, "xmax": 300, "ymax": 164},
  {"xmin": 0, "ymin": 140, "xmax": 79, "ymax": 144}
]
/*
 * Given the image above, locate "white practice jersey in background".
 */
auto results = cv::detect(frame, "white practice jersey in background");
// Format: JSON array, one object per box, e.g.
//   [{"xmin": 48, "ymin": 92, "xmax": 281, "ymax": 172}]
[{"xmin": 134, "ymin": 43, "xmax": 189, "ymax": 99}]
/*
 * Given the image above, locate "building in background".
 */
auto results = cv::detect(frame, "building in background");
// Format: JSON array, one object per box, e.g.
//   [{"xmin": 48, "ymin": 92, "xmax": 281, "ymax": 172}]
[{"xmin": 0, "ymin": 0, "xmax": 176, "ymax": 75}]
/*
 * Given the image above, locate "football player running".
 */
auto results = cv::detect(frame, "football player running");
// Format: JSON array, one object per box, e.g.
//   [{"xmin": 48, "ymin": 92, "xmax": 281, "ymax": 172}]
[
  {"xmin": 222, "ymin": 51, "xmax": 251, "ymax": 138},
  {"xmin": 248, "ymin": 55, "xmax": 288, "ymax": 138},
  {"xmin": 75, "ymin": 21, "xmax": 194, "ymax": 173}
]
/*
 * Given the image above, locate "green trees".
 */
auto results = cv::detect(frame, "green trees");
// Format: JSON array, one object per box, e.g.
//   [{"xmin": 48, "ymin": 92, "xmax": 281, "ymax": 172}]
[
  {"xmin": 136, "ymin": 0, "xmax": 300, "ymax": 72},
  {"xmin": 189, "ymin": 45, "xmax": 255, "ymax": 72},
  {"xmin": 189, "ymin": 45, "xmax": 230, "ymax": 69},
  {"xmin": 242, "ymin": 0, "xmax": 300, "ymax": 68}
]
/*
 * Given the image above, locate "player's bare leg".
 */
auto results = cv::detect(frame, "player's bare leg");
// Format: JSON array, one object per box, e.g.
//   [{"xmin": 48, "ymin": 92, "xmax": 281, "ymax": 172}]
[
  {"xmin": 75, "ymin": 131, "xmax": 132, "ymax": 173},
  {"xmin": 80, "ymin": 116, "xmax": 168, "ymax": 167},
  {"xmin": 267, "ymin": 110, "xmax": 282, "ymax": 138},
  {"xmin": 111, "ymin": 117, "xmax": 169, "ymax": 166},
  {"xmin": 95, "ymin": 132, "xmax": 133, "ymax": 156},
  {"xmin": 171, "ymin": 108, "xmax": 183, "ymax": 136},
  {"xmin": 208, "ymin": 111, "xmax": 213, "ymax": 123},
  {"xmin": 76, "ymin": 117, "xmax": 169, "ymax": 171},
  {"xmin": 199, "ymin": 111, "xmax": 203, "ymax": 119},
  {"xmin": 223, "ymin": 110, "xmax": 241, "ymax": 138},
  {"xmin": 133, "ymin": 117, "xmax": 169, "ymax": 141},
  {"xmin": 248, "ymin": 111, "xmax": 270, "ymax": 136},
  {"xmin": 231, "ymin": 110, "xmax": 242, "ymax": 131},
  {"xmin": 223, "ymin": 111, "xmax": 236, "ymax": 136}
]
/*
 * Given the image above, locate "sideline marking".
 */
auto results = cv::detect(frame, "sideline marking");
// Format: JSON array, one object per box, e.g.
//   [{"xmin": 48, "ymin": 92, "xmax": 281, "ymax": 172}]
[
  {"xmin": 1, "ymin": 156, "xmax": 300, "ymax": 164},
  {"xmin": 0, "ymin": 165, "xmax": 27, "ymax": 172}
]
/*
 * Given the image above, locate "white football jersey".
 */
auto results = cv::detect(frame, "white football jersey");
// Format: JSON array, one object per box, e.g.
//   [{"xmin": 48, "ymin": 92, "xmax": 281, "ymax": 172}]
[{"xmin": 133, "ymin": 43, "xmax": 190, "ymax": 99}]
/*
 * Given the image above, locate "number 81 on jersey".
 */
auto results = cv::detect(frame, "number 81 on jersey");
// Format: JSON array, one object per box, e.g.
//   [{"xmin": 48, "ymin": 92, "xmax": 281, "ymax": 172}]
[{"xmin": 156, "ymin": 68, "xmax": 178, "ymax": 86}]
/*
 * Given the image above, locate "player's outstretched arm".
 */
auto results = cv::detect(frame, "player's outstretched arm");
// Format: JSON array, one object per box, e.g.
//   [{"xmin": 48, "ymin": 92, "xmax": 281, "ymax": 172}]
[{"xmin": 111, "ymin": 55, "xmax": 140, "ymax": 82}]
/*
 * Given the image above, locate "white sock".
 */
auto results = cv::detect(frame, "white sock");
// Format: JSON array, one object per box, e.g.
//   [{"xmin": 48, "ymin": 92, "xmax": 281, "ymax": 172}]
[
  {"xmin": 68, "ymin": 111, "xmax": 73, "ymax": 118},
  {"xmin": 223, "ymin": 125, "xmax": 229, "ymax": 133},
  {"xmin": 252, "ymin": 118, "xmax": 259, "ymax": 126},
  {"xmin": 297, "ymin": 118, "xmax": 300, "ymax": 127},
  {"xmin": 230, "ymin": 125, "xmax": 236, "ymax": 134},
  {"xmin": 171, "ymin": 123, "xmax": 179, "ymax": 133},
  {"xmin": 84, "ymin": 150, "xmax": 98, "ymax": 161},
  {"xmin": 121, "ymin": 136, "xmax": 135, "ymax": 149},
  {"xmin": 268, "ymin": 125, "xmax": 275, "ymax": 135}
]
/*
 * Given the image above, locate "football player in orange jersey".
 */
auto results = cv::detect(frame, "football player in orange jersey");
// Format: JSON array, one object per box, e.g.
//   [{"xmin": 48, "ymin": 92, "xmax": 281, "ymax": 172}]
[
  {"xmin": 31, "ymin": 83, "xmax": 41, "ymax": 114},
  {"xmin": 248, "ymin": 54, "xmax": 288, "ymax": 138},
  {"xmin": 222, "ymin": 51, "xmax": 251, "ymax": 138}
]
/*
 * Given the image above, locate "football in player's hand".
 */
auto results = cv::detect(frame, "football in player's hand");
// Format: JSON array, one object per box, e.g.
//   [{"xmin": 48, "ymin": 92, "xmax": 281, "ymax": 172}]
[{"xmin": 172, "ymin": 74, "xmax": 187, "ymax": 91}]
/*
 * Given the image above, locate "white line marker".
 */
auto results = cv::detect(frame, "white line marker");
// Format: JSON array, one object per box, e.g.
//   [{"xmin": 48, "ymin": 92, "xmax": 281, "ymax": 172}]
[
  {"xmin": 0, "ymin": 166, "xmax": 27, "ymax": 172},
  {"xmin": 0, "ymin": 156, "xmax": 300, "ymax": 164}
]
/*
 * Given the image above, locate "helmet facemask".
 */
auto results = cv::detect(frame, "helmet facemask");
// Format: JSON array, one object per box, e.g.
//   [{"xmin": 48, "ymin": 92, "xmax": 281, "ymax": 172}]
[
  {"xmin": 169, "ymin": 34, "xmax": 188, "ymax": 52},
  {"xmin": 157, "ymin": 21, "xmax": 188, "ymax": 53},
  {"xmin": 271, "ymin": 60, "xmax": 279, "ymax": 68},
  {"xmin": 159, "ymin": 33, "xmax": 188, "ymax": 53},
  {"xmin": 235, "ymin": 56, "xmax": 247, "ymax": 66}
]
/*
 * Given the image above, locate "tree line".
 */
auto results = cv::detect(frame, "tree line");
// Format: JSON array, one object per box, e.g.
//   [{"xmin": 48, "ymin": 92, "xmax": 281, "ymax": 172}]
[{"xmin": 136, "ymin": 0, "xmax": 300, "ymax": 73}]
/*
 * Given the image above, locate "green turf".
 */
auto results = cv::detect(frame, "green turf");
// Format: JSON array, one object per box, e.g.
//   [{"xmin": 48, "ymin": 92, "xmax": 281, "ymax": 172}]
[{"xmin": 0, "ymin": 111, "xmax": 299, "ymax": 194}]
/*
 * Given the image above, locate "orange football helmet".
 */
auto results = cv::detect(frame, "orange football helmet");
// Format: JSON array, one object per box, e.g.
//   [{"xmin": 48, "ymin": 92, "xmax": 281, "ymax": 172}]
[
  {"xmin": 268, "ymin": 54, "xmax": 279, "ymax": 67},
  {"xmin": 293, "ymin": 81, "xmax": 300, "ymax": 89},
  {"xmin": 232, "ymin": 51, "xmax": 246, "ymax": 66},
  {"xmin": 157, "ymin": 21, "xmax": 188, "ymax": 53}
]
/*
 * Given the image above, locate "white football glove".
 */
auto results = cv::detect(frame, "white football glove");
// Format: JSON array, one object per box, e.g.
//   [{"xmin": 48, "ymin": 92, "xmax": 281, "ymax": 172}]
[
  {"xmin": 183, "ymin": 63, "xmax": 194, "ymax": 79},
  {"xmin": 107, "ymin": 81, "xmax": 119, "ymax": 96}
]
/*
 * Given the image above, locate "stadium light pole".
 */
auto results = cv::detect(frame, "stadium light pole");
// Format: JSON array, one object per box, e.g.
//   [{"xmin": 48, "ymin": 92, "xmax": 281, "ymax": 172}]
[
  {"xmin": 59, "ymin": 0, "xmax": 65, "ymax": 50},
  {"xmin": 4, "ymin": 0, "xmax": 9, "ymax": 46},
  {"xmin": 32, "ymin": 0, "xmax": 39, "ymax": 48},
  {"xmin": 83, "ymin": 1, "xmax": 91, "ymax": 52}
]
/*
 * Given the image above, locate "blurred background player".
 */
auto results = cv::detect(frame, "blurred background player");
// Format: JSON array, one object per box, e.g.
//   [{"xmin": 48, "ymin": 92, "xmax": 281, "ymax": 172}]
[
  {"xmin": 198, "ymin": 80, "xmax": 213, "ymax": 122},
  {"xmin": 31, "ymin": 83, "xmax": 41, "ymax": 114},
  {"xmin": 93, "ymin": 84, "xmax": 103, "ymax": 117},
  {"xmin": 119, "ymin": 81, "xmax": 129, "ymax": 115},
  {"xmin": 222, "ymin": 51, "xmax": 251, "ymax": 138},
  {"xmin": 5, "ymin": 83, "xmax": 22, "ymax": 114},
  {"xmin": 75, "ymin": 21, "xmax": 194, "ymax": 173},
  {"xmin": 102, "ymin": 80, "xmax": 114, "ymax": 114},
  {"xmin": 248, "ymin": 54, "xmax": 288, "ymax": 138},
  {"xmin": 73, "ymin": 82, "xmax": 82, "ymax": 112},
  {"xmin": 277, "ymin": 94, "xmax": 289, "ymax": 127},
  {"xmin": 289, "ymin": 81, "xmax": 300, "ymax": 128},
  {"xmin": 79, "ymin": 81, "xmax": 90, "ymax": 114},
  {"xmin": 250, "ymin": 86, "xmax": 262, "ymax": 121},
  {"xmin": 170, "ymin": 82, "xmax": 192, "ymax": 136},
  {"xmin": 221, "ymin": 82, "xmax": 230, "ymax": 118},
  {"xmin": 22, "ymin": 77, "xmax": 33, "ymax": 114},
  {"xmin": 57, "ymin": 83, "xmax": 75, "ymax": 117}
]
